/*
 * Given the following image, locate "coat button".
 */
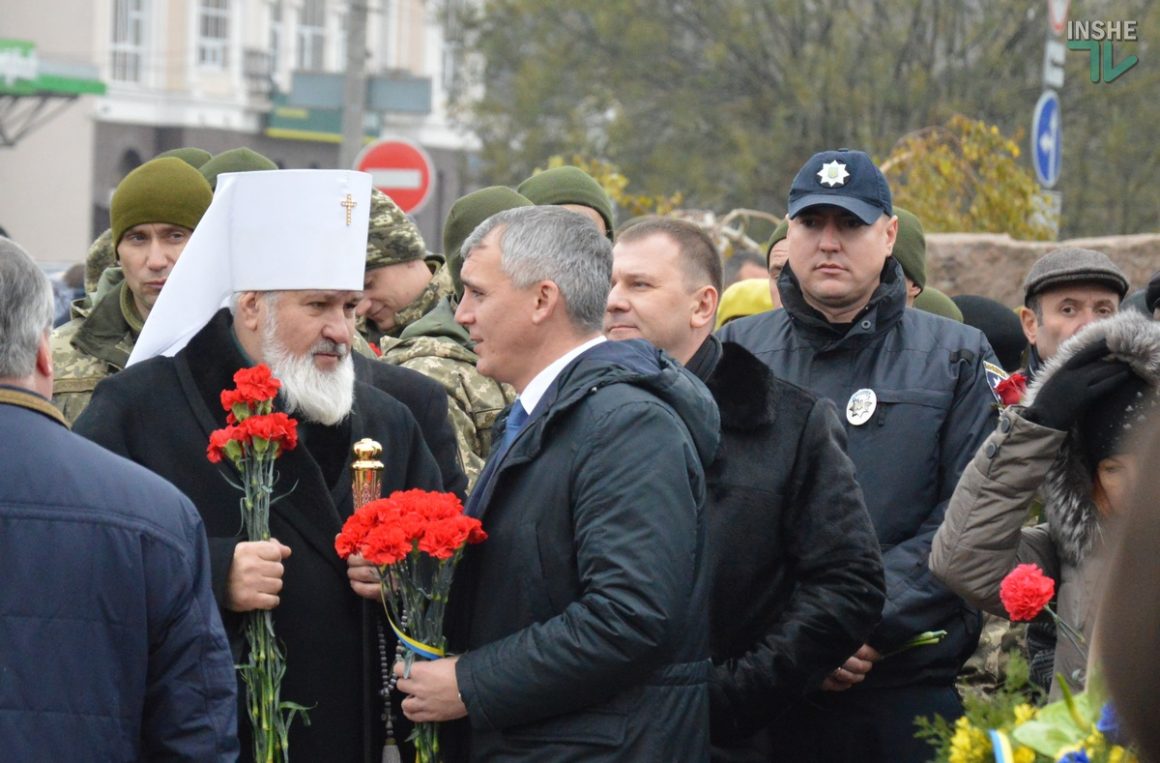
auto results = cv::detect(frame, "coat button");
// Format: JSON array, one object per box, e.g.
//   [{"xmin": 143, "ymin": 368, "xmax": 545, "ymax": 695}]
[
  {"xmin": 999, "ymin": 416, "xmax": 1011, "ymax": 433},
  {"xmin": 860, "ymin": 320, "xmax": 872, "ymax": 330},
  {"xmin": 985, "ymin": 442, "xmax": 998, "ymax": 458}
]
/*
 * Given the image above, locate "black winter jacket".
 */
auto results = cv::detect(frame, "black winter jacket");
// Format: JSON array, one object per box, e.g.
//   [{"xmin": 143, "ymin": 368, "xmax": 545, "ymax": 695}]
[
  {"xmin": 450, "ymin": 339, "xmax": 720, "ymax": 761},
  {"xmin": 689, "ymin": 338, "xmax": 885, "ymax": 751},
  {"xmin": 718, "ymin": 259, "xmax": 997, "ymax": 687}
]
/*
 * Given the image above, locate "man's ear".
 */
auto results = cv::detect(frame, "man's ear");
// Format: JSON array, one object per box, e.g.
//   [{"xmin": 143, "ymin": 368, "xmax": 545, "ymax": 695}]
[
  {"xmin": 1019, "ymin": 306, "xmax": 1038, "ymax": 346},
  {"xmin": 883, "ymin": 214, "xmax": 899, "ymax": 253},
  {"xmin": 235, "ymin": 291, "xmax": 263, "ymax": 333},
  {"xmin": 690, "ymin": 285, "xmax": 718, "ymax": 330},
  {"xmin": 529, "ymin": 280, "xmax": 561, "ymax": 325},
  {"xmin": 36, "ymin": 332, "xmax": 53, "ymax": 379}
]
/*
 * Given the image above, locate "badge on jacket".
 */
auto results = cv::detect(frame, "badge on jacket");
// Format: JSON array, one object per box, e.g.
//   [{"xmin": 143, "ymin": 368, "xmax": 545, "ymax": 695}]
[
  {"xmin": 846, "ymin": 388, "xmax": 877, "ymax": 426},
  {"xmin": 983, "ymin": 360, "xmax": 1009, "ymax": 404}
]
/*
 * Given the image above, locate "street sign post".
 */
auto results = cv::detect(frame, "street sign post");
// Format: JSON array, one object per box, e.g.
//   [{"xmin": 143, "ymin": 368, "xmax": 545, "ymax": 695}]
[{"xmin": 354, "ymin": 138, "xmax": 435, "ymax": 215}]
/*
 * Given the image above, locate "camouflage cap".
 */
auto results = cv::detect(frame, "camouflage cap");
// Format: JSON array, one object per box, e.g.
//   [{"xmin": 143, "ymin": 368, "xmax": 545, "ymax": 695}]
[{"xmin": 366, "ymin": 188, "xmax": 427, "ymax": 270}]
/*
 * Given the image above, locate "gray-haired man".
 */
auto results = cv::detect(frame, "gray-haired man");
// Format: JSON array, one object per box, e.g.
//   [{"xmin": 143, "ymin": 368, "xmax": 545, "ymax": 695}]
[{"xmin": 394, "ymin": 206, "xmax": 720, "ymax": 761}]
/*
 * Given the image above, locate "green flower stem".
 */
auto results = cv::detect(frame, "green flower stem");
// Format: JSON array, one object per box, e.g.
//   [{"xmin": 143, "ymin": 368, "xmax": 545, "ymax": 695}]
[{"xmin": 233, "ymin": 445, "xmax": 303, "ymax": 762}]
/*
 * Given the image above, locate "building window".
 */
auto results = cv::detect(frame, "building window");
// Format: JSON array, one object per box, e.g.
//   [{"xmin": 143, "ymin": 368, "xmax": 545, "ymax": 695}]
[
  {"xmin": 269, "ymin": 1, "xmax": 283, "ymax": 74},
  {"xmin": 111, "ymin": 0, "xmax": 146, "ymax": 83},
  {"xmin": 297, "ymin": 0, "xmax": 326, "ymax": 70},
  {"xmin": 198, "ymin": 0, "xmax": 230, "ymax": 69},
  {"xmin": 335, "ymin": 9, "xmax": 347, "ymax": 70}
]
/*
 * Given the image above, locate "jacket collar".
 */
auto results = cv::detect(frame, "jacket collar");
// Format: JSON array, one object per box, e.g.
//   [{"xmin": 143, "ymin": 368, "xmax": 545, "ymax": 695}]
[
  {"xmin": 71, "ymin": 281, "xmax": 140, "ymax": 370},
  {"xmin": 0, "ymin": 384, "xmax": 69, "ymax": 428},
  {"xmin": 690, "ymin": 337, "xmax": 776, "ymax": 432},
  {"xmin": 778, "ymin": 257, "xmax": 907, "ymax": 349},
  {"xmin": 390, "ymin": 264, "xmax": 455, "ymax": 337}
]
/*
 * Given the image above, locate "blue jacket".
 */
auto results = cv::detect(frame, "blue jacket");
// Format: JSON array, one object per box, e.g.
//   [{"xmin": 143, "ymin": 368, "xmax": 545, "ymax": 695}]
[
  {"xmin": 718, "ymin": 259, "xmax": 997, "ymax": 687},
  {"xmin": 0, "ymin": 386, "xmax": 237, "ymax": 760}
]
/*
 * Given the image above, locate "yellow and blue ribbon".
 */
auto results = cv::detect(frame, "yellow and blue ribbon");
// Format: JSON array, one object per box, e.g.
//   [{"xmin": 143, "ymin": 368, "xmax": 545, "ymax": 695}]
[
  {"xmin": 387, "ymin": 613, "xmax": 446, "ymax": 660},
  {"xmin": 988, "ymin": 729, "xmax": 1014, "ymax": 763}
]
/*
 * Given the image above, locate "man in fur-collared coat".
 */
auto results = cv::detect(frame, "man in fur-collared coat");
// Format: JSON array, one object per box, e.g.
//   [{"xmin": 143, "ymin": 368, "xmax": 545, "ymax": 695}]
[{"xmin": 931, "ymin": 310, "xmax": 1160, "ymax": 697}]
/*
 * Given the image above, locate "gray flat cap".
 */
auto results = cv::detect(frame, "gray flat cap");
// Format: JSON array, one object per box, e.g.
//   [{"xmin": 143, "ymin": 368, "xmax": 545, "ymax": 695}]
[{"xmin": 1022, "ymin": 247, "xmax": 1129, "ymax": 305}]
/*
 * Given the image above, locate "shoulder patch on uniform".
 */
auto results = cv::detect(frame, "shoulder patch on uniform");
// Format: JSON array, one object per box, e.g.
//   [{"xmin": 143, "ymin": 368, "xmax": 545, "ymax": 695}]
[{"xmin": 983, "ymin": 360, "xmax": 1009, "ymax": 403}]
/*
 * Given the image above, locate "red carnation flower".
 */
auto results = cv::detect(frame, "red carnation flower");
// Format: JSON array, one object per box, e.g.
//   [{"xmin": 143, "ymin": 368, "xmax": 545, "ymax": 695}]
[
  {"xmin": 221, "ymin": 387, "xmax": 247, "ymax": 413},
  {"xmin": 361, "ymin": 524, "xmax": 413, "ymax": 566},
  {"xmin": 1000, "ymin": 563, "xmax": 1055, "ymax": 621},
  {"xmin": 241, "ymin": 412, "xmax": 299, "ymax": 453},
  {"xmin": 995, "ymin": 372, "xmax": 1028, "ymax": 407},
  {"xmin": 232, "ymin": 364, "xmax": 281, "ymax": 404},
  {"xmin": 206, "ymin": 424, "xmax": 248, "ymax": 464}
]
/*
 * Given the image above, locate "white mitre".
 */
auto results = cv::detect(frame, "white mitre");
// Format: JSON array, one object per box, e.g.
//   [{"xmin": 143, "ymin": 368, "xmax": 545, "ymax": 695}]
[{"xmin": 128, "ymin": 169, "xmax": 372, "ymax": 365}]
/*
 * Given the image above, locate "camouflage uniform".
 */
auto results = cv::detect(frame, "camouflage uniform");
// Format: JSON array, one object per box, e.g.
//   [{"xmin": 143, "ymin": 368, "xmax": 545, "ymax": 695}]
[
  {"xmin": 359, "ymin": 258, "xmax": 454, "ymax": 348},
  {"xmin": 84, "ymin": 228, "xmax": 116, "ymax": 296},
  {"xmin": 64, "ymin": 229, "xmax": 120, "ymax": 322},
  {"xmin": 956, "ymin": 615, "xmax": 1028, "ymax": 697},
  {"xmin": 954, "ymin": 493, "xmax": 1042, "ymax": 698},
  {"xmin": 357, "ymin": 187, "xmax": 503, "ymax": 487},
  {"xmin": 51, "ymin": 280, "xmax": 142, "ymax": 424},
  {"xmin": 380, "ymin": 297, "xmax": 516, "ymax": 492}
]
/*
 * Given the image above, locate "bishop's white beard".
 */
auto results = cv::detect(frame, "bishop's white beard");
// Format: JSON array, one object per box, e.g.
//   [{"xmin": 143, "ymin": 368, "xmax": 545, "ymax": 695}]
[{"xmin": 262, "ymin": 313, "xmax": 355, "ymax": 426}]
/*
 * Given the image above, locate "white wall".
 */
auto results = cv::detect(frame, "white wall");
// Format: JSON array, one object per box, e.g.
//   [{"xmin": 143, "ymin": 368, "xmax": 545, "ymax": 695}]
[{"xmin": 0, "ymin": 0, "xmax": 99, "ymax": 263}]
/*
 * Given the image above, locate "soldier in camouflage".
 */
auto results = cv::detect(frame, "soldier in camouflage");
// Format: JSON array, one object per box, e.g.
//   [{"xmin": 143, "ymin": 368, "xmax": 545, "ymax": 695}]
[
  {"xmin": 367, "ymin": 187, "xmax": 530, "ymax": 490},
  {"xmin": 74, "ymin": 148, "xmax": 212, "ymax": 317},
  {"xmin": 356, "ymin": 189, "xmax": 454, "ymax": 348},
  {"xmin": 52, "ymin": 157, "xmax": 213, "ymax": 423}
]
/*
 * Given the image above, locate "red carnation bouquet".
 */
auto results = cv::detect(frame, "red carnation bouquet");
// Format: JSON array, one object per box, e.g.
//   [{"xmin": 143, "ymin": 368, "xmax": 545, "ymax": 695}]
[
  {"xmin": 1000, "ymin": 563, "xmax": 1087, "ymax": 659},
  {"xmin": 336, "ymin": 489, "xmax": 486, "ymax": 763},
  {"xmin": 207, "ymin": 364, "xmax": 307, "ymax": 763}
]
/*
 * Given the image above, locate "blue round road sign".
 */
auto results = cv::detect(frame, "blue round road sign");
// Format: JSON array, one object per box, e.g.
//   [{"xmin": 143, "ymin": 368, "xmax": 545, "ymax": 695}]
[{"xmin": 1032, "ymin": 90, "xmax": 1062, "ymax": 188}]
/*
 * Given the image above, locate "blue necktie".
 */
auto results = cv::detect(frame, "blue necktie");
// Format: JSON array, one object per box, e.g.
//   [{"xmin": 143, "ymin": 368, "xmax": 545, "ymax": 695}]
[
  {"xmin": 500, "ymin": 401, "xmax": 529, "ymax": 451},
  {"xmin": 465, "ymin": 401, "xmax": 528, "ymax": 518}
]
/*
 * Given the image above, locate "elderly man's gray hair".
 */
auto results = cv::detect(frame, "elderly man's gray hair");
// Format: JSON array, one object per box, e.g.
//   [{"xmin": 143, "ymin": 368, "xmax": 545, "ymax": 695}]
[
  {"xmin": 0, "ymin": 238, "xmax": 55, "ymax": 379},
  {"xmin": 461, "ymin": 206, "xmax": 613, "ymax": 333}
]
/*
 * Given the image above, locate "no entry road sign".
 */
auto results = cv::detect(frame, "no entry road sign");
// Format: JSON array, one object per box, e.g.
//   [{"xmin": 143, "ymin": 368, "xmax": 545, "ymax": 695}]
[{"xmin": 354, "ymin": 138, "xmax": 435, "ymax": 214}]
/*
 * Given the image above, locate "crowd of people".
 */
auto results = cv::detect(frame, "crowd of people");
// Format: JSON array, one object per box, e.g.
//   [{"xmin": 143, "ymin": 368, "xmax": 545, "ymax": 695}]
[{"xmin": 2, "ymin": 144, "xmax": 1158, "ymax": 763}]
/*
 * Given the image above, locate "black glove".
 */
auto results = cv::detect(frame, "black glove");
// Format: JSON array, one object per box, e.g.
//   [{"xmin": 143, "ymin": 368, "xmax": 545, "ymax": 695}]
[{"xmin": 1024, "ymin": 339, "xmax": 1133, "ymax": 431}]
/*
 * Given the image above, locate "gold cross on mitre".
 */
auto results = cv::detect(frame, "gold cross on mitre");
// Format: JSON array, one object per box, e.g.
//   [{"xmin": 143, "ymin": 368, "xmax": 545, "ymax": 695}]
[{"xmin": 340, "ymin": 193, "xmax": 358, "ymax": 225}]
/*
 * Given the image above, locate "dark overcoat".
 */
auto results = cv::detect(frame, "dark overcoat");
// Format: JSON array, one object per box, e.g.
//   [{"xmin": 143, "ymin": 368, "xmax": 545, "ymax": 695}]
[
  {"xmin": 692, "ymin": 338, "xmax": 885, "ymax": 758},
  {"xmin": 75, "ymin": 309, "xmax": 443, "ymax": 763}
]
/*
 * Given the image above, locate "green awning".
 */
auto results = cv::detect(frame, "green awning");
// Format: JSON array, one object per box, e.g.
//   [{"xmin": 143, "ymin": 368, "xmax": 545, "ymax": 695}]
[{"xmin": 0, "ymin": 39, "xmax": 105, "ymax": 96}]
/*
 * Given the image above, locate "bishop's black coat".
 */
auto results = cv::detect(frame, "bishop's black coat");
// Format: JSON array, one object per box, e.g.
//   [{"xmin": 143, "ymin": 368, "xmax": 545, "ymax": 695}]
[{"xmin": 75, "ymin": 309, "xmax": 443, "ymax": 763}]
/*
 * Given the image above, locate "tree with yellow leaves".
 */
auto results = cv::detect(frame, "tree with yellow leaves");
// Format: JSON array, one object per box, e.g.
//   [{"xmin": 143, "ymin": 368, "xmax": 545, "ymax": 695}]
[{"xmin": 881, "ymin": 116, "xmax": 1055, "ymax": 241}]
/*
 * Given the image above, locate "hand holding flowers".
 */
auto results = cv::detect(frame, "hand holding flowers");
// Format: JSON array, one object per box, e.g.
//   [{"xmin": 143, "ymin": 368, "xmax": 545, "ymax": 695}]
[{"xmin": 336, "ymin": 489, "xmax": 486, "ymax": 763}]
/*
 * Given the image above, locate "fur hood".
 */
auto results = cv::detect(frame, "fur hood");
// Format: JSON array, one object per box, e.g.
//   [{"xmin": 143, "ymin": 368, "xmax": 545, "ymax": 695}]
[{"xmin": 1023, "ymin": 310, "xmax": 1160, "ymax": 565}]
